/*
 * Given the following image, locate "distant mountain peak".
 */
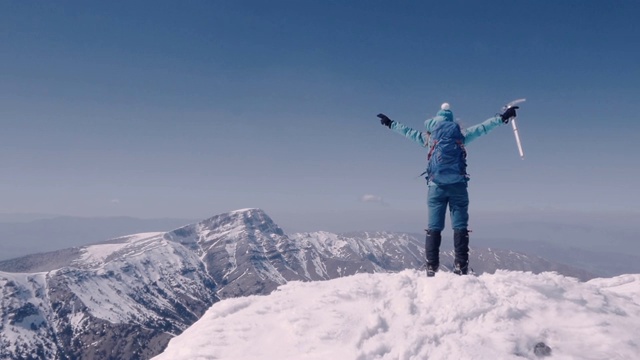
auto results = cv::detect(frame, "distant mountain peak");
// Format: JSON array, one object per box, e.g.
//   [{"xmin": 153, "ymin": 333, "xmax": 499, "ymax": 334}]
[
  {"xmin": 230, "ymin": 208, "xmax": 262, "ymax": 214},
  {"xmin": 196, "ymin": 208, "xmax": 284, "ymax": 236}
]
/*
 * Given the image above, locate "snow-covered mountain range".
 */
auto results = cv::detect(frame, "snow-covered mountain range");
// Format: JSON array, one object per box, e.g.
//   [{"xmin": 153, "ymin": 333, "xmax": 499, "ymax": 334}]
[
  {"xmin": 0, "ymin": 208, "xmax": 595, "ymax": 359},
  {"xmin": 0, "ymin": 231, "xmax": 217, "ymax": 360}
]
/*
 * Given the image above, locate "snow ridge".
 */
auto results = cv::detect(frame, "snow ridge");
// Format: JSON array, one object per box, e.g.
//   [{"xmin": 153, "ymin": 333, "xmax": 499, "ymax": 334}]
[{"xmin": 155, "ymin": 270, "xmax": 640, "ymax": 360}]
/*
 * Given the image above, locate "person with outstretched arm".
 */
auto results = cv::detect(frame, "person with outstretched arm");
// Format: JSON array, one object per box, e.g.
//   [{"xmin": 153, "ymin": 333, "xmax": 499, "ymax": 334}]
[{"xmin": 377, "ymin": 103, "xmax": 518, "ymax": 276}]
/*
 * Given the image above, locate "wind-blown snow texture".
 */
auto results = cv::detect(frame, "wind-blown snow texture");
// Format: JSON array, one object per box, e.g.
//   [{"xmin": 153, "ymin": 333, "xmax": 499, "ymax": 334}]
[{"xmin": 155, "ymin": 270, "xmax": 640, "ymax": 360}]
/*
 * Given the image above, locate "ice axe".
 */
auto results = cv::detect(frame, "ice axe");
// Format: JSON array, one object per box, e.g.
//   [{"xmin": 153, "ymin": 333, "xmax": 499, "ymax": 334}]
[{"xmin": 502, "ymin": 98, "xmax": 526, "ymax": 159}]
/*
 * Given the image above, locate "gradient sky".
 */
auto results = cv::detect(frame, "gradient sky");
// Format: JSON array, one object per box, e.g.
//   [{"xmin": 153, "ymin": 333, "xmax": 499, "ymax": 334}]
[{"xmin": 1, "ymin": 1, "xmax": 639, "ymax": 233}]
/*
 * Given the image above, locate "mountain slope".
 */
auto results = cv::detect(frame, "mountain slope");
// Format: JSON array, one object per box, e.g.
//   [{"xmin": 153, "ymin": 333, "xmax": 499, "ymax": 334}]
[
  {"xmin": 0, "ymin": 208, "xmax": 598, "ymax": 359},
  {"xmin": 154, "ymin": 270, "xmax": 640, "ymax": 360},
  {"xmin": 0, "ymin": 216, "xmax": 196, "ymax": 261},
  {"xmin": 1, "ymin": 232, "xmax": 218, "ymax": 360}
]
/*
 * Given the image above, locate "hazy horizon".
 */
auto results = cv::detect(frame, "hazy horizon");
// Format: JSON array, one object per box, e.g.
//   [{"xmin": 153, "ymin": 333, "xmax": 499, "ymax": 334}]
[{"xmin": 1, "ymin": 208, "xmax": 639, "ymax": 276}]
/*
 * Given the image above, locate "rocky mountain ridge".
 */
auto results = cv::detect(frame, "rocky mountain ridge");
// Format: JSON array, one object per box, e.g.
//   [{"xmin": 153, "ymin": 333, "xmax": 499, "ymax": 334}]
[{"xmin": 0, "ymin": 208, "xmax": 594, "ymax": 359}]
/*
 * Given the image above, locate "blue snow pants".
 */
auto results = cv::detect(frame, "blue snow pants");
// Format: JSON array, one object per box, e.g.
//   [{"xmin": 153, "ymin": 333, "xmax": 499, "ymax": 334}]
[{"xmin": 427, "ymin": 182, "xmax": 469, "ymax": 232}]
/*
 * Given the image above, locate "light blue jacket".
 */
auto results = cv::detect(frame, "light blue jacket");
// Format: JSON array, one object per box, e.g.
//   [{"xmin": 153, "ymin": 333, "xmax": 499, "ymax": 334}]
[
  {"xmin": 389, "ymin": 114, "xmax": 504, "ymax": 149},
  {"xmin": 389, "ymin": 112, "xmax": 504, "ymax": 185}
]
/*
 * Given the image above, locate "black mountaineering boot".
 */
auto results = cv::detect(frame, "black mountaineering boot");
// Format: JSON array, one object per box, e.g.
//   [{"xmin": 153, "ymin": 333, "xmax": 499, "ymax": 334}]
[
  {"xmin": 453, "ymin": 261, "xmax": 469, "ymax": 275},
  {"xmin": 425, "ymin": 230, "xmax": 442, "ymax": 277},
  {"xmin": 453, "ymin": 229, "xmax": 470, "ymax": 275}
]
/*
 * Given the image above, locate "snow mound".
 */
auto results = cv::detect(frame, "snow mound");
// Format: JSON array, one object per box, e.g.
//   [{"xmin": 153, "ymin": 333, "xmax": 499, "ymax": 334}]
[{"xmin": 155, "ymin": 270, "xmax": 640, "ymax": 360}]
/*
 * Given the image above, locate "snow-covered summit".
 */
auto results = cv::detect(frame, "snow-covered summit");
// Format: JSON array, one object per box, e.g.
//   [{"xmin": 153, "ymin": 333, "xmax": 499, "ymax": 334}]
[
  {"xmin": 155, "ymin": 270, "xmax": 640, "ymax": 360},
  {"xmin": 165, "ymin": 208, "xmax": 284, "ymax": 246}
]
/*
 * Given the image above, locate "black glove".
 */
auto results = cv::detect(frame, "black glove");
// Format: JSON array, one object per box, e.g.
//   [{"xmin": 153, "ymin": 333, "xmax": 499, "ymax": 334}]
[
  {"xmin": 377, "ymin": 113, "xmax": 393, "ymax": 128},
  {"xmin": 500, "ymin": 106, "xmax": 519, "ymax": 124}
]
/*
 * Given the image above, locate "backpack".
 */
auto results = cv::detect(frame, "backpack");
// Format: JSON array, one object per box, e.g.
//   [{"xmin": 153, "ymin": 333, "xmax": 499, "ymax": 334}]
[{"xmin": 425, "ymin": 121, "xmax": 468, "ymax": 185}]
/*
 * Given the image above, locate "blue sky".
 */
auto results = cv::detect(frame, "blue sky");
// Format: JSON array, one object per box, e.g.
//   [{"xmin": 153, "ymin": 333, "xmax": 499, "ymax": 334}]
[{"xmin": 1, "ymin": 1, "xmax": 639, "ymax": 233}]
